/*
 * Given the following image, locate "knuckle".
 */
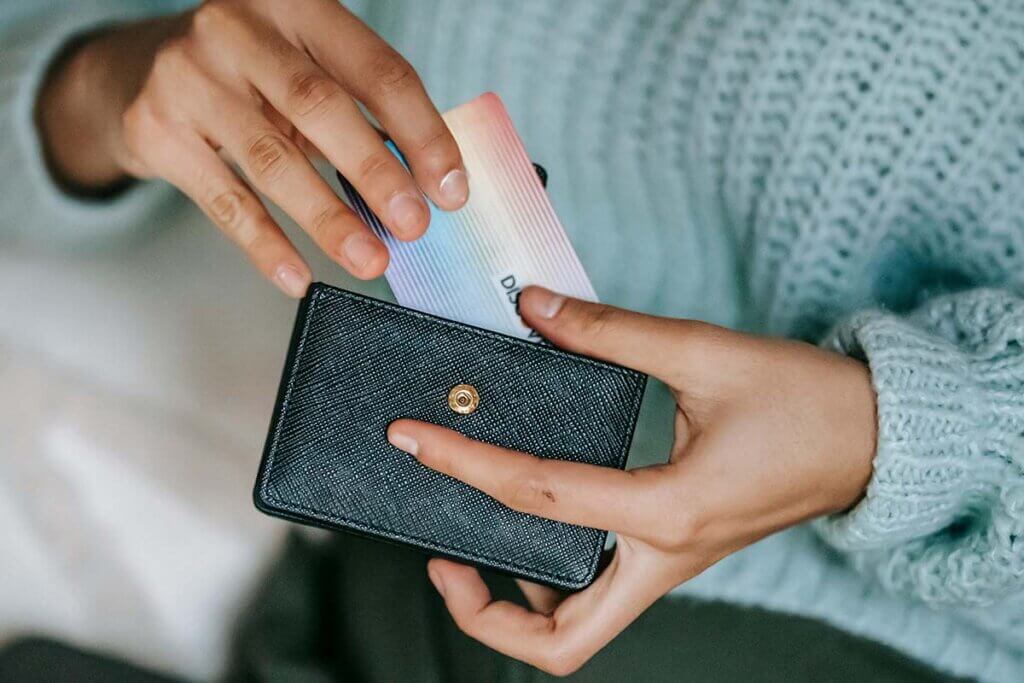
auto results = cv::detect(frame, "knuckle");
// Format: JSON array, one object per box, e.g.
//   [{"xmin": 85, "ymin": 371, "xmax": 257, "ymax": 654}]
[
  {"xmin": 120, "ymin": 101, "xmax": 161, "ymax": 154},
  {"xmin": 287, "ymin": 71, "xmax": 343, "ymax": 117},
  {"xmin": 449, "ymin": 610, "xmax": 479, "ymax": 638},
  {"xmin": 357, "ymin": 149, "xmax": 395, "ymax": 184},
  {"xmin": 246, "ymin": 132, "xmax": 292, "ymax": 182},
  {"xmin": 206, "ymin": 188, "xmax": 247, "ymax": 232},
  {"xmin": 367, "ymin": 49, "xmax": 421, "ymax": 99},
  {"xmin": 150, "ymin": 38, "xmax": 194, "ymax": 79},
  {"xmin": 191, "ymin": 1, "xmax": 242, "ymax": 37},
  {"xmin": 578, "ymin": 304, "xmax": 618, "ymax": 338},
  {"xmin": 239, "ymin": 226, "xmax": 277, "ymax": 256},
  {"xmin": 502, "ymin": 462, "xmax": 555, "ymax": 514},
  {"xmin": 309, "ymin": 204, "xmax": 345, "ymax": 238},
  {"xmin": 414, "ymin": 125, "xmax": 453, "ymax": 155}
]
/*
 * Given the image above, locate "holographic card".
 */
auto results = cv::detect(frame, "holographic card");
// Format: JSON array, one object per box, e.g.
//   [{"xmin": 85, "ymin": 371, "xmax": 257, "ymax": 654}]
[{"xmin": 338, "ymin": 92, "xmax": 596, "ymax": 341}]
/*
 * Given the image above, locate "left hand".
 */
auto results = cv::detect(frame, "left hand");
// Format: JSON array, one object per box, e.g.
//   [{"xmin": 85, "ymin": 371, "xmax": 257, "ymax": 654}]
[
  {"xmin": 38, "ymin": 1, "xmax": 468, "ymax": 293},
  {"xmin": 386, "ymin": 286, "xmax": 878, "ymax": 676}
]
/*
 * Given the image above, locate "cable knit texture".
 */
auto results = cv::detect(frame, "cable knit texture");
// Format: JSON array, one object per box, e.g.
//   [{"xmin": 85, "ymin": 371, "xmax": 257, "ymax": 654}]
[{"xmin": 4, "ymin": 0, "xmax": 1024, "ymax": 681}]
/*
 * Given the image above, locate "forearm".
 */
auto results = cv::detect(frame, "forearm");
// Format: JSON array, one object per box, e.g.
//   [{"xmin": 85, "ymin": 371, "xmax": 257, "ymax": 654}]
[{"xmin": 36, "ymin": 14, "xmax": 189, "ymax": 194}]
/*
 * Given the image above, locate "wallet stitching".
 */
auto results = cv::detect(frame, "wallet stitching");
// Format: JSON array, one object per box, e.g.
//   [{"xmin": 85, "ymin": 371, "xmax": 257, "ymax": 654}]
[{"xmin": 260, "ymin": 286, "xmax": 644, "ymax": 587}]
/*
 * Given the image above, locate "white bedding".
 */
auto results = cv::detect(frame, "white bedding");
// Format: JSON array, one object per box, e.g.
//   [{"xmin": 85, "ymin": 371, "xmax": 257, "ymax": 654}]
[{"xmin": 0, "ymin": 198, "xmax": 390, "ymax": 680}]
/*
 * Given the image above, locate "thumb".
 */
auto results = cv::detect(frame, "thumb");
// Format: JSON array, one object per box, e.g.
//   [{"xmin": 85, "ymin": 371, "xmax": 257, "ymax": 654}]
[{"xmin": 518, "ymin": 286, "xmax": 695, "ymax": 380}]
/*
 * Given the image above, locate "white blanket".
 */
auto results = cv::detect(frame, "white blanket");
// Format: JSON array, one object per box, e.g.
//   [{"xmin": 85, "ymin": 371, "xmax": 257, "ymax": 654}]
[{"xmin": 0, "ymin": 200, "xmax": 390, "ymax": 679}]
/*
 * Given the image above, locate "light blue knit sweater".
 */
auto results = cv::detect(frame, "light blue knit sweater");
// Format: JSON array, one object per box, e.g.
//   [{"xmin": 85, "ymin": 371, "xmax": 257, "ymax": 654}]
[{"xmin": 3, "ymin": 1, "xmax": 1023, "ymax": 680}]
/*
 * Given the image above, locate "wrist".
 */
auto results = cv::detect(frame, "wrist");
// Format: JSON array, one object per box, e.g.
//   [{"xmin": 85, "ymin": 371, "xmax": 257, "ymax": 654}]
[
  {"xmin": 34, "ymin": 14, "xmax": 189, "ymax": 195},
  {"xmin": 36, "ymin": 28, "xmax": 131, "ymax": 194},
  {"xmin": 828, "ymin": 358, "xmax": 878, "ymax": 513}
]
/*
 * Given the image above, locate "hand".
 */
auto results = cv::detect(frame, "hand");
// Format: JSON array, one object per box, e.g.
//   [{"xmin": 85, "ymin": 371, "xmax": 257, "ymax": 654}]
[
  {"xmin": 36, "ymin": 1, "xmax": 469, "ymax": 294},
  {"xmin": 386, "ymin": 287, "xmax": 877, "ymax": 676}
]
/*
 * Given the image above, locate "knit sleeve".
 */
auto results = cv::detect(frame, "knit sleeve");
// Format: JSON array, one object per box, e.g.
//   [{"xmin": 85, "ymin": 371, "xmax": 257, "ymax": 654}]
[
  {"xmin": 0, "ymin": 0, "xmax": 187, "ymax": 247},
  {"xmin": 815, "ymin": 287, "xmax": 1024, "ymax": 608}
]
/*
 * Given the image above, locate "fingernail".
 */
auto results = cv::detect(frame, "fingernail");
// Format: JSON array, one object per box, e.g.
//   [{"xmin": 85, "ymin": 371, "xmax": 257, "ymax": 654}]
[
  {"xmin": 388, "ymin": 430, "xmax": 419, "ymax": 456},
  {"xmin": 528, "ymin": 287, "xmax": 566, "ymax": 319},
  {"xmin": 438, "ymin": 169, "xmax": 469, "ymax": 207},
  {"xmin": 388, "ymin": 191, "xmax": 428, "ymax": 236},
  {"xmin": 428, "ymin": 565, "xmax": 447, "ymax": 599},
  {"xmin": 273, "ymin": 264, "xmax": 309, "ymax": 298},
  {"xmin": 342, "ymin": 233, "xmax": 380, "ymax": 271}
]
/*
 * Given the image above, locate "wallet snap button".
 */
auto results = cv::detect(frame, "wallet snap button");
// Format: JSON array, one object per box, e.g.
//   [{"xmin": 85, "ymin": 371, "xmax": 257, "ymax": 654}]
[{"xmin": 448, "ymin": 384, "xmax": 479, "ymax": 415}]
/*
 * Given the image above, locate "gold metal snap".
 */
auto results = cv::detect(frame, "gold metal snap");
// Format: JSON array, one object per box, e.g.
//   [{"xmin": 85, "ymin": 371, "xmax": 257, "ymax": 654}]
[{"xmin": 448, "ymin": 384, "xmax": 479, "ymax": 415}]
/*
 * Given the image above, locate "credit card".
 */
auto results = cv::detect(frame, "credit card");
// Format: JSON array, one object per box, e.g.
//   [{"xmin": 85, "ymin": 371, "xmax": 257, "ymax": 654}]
[{"xmin": 337, "ymin": 92, "xmax": 597, "ymax": 341}]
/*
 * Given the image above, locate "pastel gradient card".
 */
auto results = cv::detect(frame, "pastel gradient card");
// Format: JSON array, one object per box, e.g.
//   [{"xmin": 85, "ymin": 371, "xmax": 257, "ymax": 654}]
[{"xmin": 338, "ymin": 92, "xmax": 597, "ymax": 341}]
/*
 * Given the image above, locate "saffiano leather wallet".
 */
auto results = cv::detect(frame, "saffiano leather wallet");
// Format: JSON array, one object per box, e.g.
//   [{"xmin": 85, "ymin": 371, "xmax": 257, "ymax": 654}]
[{"xmin": 254, "ymin": 283, "xmax": 646, "ymax": 590}]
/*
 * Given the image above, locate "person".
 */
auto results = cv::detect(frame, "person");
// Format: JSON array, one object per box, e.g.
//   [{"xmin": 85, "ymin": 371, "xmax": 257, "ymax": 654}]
[{"xmin": 2, "ymin": 1, "xmax": 1022, "ymax": 681}]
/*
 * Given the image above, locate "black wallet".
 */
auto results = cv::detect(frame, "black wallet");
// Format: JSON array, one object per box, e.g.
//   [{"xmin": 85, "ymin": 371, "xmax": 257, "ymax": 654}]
[{"xmin": 254, "ymin": 283, "xmax": 646, "ymax": 589}]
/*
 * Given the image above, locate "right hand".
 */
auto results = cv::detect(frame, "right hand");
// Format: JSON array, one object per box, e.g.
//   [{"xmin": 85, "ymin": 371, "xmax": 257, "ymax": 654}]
[
  {"xmin": 388, "ymin": 286, "xmax": 877, "ymax": 676},
  {"xmin": 38, "ymin": 0, "xmax": 469, "ymax": 295}
]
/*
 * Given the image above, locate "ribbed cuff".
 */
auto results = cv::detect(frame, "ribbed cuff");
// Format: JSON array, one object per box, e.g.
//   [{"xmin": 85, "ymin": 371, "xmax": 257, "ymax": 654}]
[
  {"xmin": 817, "ymin": 309, "xmax": 984, "ymax": 547},
  {"xmin": 814, "ymin": 290, "xmax": 1024, "ymax": 606},
  {"xmin": 0, "ymin": 1, "xmax": 187, "ymax": 246}
]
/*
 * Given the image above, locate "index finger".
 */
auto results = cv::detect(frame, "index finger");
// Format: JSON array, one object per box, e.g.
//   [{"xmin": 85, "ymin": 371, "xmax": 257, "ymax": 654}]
[
  {"xmin": 215, "ymin": 20, "xmax": 433, "ymax": 242},
  {"xmin": 285, "ymin": 1, "xmax": 468, "ymax": 210},
  {"xmin": 387, "ymin": 419, "xmax": 664, "ymax": 539}
]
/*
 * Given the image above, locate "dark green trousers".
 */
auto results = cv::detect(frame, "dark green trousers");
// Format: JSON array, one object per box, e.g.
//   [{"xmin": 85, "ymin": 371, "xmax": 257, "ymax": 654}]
[
  {"xmin": 223, "ymin": 532, "xmax": 958, "ymax": 683},
  {"xmin": 0, "ymin": 531, "xmax": 962, "ymax": 683}
]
